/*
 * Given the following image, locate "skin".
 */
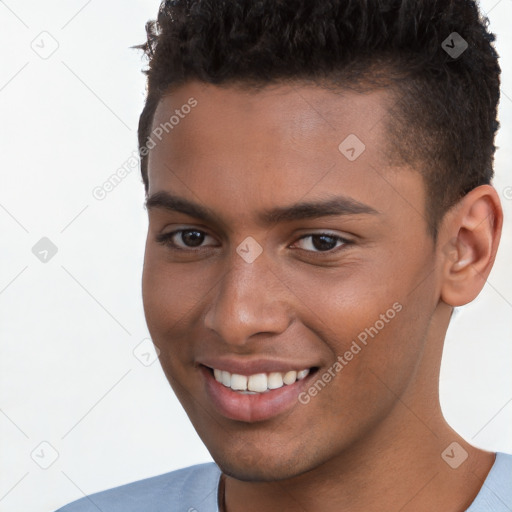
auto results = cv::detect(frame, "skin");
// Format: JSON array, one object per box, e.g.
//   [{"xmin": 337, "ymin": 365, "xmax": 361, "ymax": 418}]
[{"xmin": 141, "ymin": 80, "xmax": 503, "ymax": 512}]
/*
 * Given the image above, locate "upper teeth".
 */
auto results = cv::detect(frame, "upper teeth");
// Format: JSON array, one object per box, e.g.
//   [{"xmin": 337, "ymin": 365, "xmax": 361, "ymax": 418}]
[{"xmin": 213, "ymin": 368, "xmax": 310, "ymax": 393}]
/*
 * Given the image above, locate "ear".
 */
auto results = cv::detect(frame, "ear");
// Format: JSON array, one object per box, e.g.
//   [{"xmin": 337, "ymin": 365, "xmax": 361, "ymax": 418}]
[{"xmin": 439, "ymin": 185, "xmax": 503, "ymax": 307}]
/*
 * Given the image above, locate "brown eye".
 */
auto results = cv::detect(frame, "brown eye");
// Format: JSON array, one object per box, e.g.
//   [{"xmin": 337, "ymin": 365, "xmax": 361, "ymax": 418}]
[
  {"xmin": 156, "ymin": 229, "xmax": 215, "ymax": 250},
  {"xmin": 179, "ymin": 230, "xmax": 205, "ymax": 247},
  {"xmin": 293, "ymin": 233, "xmax": 348, "ymax": 253}
]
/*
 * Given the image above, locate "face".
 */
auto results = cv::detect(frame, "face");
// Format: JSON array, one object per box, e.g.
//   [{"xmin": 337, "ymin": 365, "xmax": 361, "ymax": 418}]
[{"xmin": 142, "ymin": 80, "xmax": 441, "ymax": 481}]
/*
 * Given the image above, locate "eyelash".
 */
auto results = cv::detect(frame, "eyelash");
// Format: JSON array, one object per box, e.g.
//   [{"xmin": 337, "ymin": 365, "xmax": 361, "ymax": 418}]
[{"xmin": 155, "ymin": 229, "xmax": 352, "ymax": 256}]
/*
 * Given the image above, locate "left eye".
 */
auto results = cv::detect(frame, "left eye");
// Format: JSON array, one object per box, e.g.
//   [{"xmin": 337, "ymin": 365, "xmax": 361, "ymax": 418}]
[
  {"xmin": 292, "ymin": 233, "xmax": 348, "ymax": 253},
  {"xmin": 156, "ymin": 230, "xmax": 349, "ymax": 254}
]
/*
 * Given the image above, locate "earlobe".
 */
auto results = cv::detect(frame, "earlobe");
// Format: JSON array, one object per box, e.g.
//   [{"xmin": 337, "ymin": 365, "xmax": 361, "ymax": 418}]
[{"xmin": 439, "ymin": 185, "xmax": 503, "ymax": 307}]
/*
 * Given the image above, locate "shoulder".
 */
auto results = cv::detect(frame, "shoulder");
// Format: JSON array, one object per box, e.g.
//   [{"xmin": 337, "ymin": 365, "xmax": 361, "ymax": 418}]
[
  {"xmin": 54, "ymin": 462, "xmax": 221, "ymax": 512},
  {"xmin": 467, "ymin": 452, "xmax": 512, "ymax": 512}
]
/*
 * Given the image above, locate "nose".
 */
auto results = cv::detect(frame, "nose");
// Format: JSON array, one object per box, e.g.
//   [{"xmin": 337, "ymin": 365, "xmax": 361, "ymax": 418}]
[{"xmin": 204, "ymin": 250, "xmax": 292, "ymax": 346}]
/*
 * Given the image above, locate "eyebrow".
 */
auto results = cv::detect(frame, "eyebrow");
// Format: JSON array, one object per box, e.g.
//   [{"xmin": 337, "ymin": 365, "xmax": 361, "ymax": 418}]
[{"xmin": 145, "ymin": 190, "xmax": 379, "ymax": 226}]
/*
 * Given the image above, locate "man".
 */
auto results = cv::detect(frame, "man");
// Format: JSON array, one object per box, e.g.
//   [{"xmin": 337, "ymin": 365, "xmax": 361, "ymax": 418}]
[{"xmin": 56, "ymin": 0, "xmax": 511, "ymax": 510}]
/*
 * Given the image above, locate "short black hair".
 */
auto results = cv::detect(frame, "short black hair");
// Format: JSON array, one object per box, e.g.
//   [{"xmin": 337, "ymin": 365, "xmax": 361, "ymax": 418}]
[{"xmin": 135, "ymin": 0, "xmax": 500, "ymax": 239}]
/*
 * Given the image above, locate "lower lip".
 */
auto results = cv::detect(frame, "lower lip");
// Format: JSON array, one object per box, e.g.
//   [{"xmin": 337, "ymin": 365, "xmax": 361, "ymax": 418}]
[{"xmin": 201, "ymin": 365, "xmax": 316, "ymax": 422}]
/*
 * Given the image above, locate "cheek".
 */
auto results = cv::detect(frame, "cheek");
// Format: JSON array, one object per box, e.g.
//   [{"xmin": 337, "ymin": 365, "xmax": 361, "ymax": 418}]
[
  {"xmin": 141, "ymin": 254, "xmax": 200, "ymax": 390},
  {"xmin": 285, "ymin": 262, "xmax": 432, "ymax": 396},
  {"xmin": 274, "ymin": 260, "xmax": 397, "ymax": 345},
  {"xmin": 326, "ymin": 282, "xmax": 434, "ymax": 414},
  {"xmin": 141, "ymin": 247, "xmax": 223, "ymax": 379},
  {"xmin": 142, "ymin": 249, "xmax": 205, "ymax": 333}
]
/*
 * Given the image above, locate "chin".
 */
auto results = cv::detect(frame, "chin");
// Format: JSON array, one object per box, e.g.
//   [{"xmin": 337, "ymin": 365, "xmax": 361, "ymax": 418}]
[
  {"xmin": 219, "ymin": 463, "xmax": 299, "ymax": 482},
  {"xmin": 214, "ymin": 451, "xmax": 312, "ymax": 482}
]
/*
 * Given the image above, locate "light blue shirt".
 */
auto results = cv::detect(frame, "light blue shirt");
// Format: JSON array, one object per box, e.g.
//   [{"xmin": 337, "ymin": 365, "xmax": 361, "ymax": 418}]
[{"xmin": 55, "ymin": 452, "xmax": 512, "ymax": 511}]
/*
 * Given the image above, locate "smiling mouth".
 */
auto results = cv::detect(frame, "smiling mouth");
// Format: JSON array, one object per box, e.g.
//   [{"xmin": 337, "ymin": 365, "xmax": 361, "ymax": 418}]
[{"xmin": 203, "ymin": 365, "xmax": 319, "ymax": 394}]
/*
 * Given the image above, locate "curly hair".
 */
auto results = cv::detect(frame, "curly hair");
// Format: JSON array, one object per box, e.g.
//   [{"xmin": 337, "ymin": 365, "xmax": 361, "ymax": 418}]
[{"xmin": 135, "ymin": 0, "xmax": 501, "ymax": 238}]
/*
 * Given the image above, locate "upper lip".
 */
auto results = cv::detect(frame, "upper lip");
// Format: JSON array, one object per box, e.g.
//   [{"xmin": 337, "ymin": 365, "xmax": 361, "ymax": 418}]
[{"xmin": 198, "ymin": 357, "xmax": 317, "ymax": 376}]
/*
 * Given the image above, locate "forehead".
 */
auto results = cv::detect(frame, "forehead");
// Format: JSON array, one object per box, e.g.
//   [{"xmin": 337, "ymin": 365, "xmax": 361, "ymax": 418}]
[
  {"xmin": 147, "ymin": 81, "xmax": 425, "ymax": 230},
  {"xmin": 149, "ymin": 80, "xmax": 392, "ymax": 168}
]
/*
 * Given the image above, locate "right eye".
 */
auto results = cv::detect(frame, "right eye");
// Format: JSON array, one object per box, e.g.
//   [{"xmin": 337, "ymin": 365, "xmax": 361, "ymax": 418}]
[{"xmin": 155, "ymin": 229, "xmax": 219, "ymax": 251}]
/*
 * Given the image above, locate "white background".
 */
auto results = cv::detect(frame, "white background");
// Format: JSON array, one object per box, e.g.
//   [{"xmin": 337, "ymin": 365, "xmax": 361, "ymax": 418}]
[{"xmin": 0, "ymin": 1, "xmax": 511, "ymax": 511}]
